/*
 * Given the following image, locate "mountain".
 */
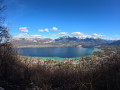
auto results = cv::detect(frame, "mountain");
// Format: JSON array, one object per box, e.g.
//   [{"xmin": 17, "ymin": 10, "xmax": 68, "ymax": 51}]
[
  {"xmin": 55, "ymin": 36, "xmax": 108, "ymax": 45},
  {"xmin": 12, "ymin": 36, "xmax": 109, "ymax": 47},
  {"xmin": 110, "ymin": 40, "xmax": 120, "ymax": 45},
  {"xmin": 55, "ymin": 36, "xmax": 79, "ymax": 42},
  {"xmin": 106, "ymin": 40, "xmax": 117, "ymax": 43},
  {"xmin": 12, "ymin": 38, "xmax": 55, "ymax": 47}
]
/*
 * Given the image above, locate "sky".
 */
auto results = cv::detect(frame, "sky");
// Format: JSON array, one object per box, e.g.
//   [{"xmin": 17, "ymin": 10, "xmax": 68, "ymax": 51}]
[{"xmin": 3, "ymin": 0, "xmax": 120, "ymax": 40}]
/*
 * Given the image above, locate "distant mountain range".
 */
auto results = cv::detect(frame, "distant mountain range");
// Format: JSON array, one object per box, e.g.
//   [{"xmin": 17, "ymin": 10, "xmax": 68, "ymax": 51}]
[
  {"xmin": 12, "ymin": 36, "xmax": 117, "ymax": 47},
  {"xmin": 55, "ymin": 36, "xmax": 107, "ymax": 44},
  {"xmin": 12, "ymin": 38, "xmax": 55, "ymax": 46},
  {"xmin": 109, "ymin": 40, "xmax": 120, "ymax": 45}
]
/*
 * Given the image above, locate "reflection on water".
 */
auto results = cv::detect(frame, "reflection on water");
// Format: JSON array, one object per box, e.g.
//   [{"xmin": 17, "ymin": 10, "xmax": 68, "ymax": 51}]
[{"xmin": 17, "ymin": 47, "xmax": 101, "ymax": 58}]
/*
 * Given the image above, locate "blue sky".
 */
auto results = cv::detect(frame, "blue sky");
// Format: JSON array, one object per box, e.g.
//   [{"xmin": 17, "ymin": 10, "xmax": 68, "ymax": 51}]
[{"xmin": 4, "ymin": 0, "xmax": 120, "ymax": 40}]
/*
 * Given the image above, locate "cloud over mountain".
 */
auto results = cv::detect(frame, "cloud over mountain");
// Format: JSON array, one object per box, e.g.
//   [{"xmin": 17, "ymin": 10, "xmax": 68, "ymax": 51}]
[
  {"xmin": 31, "ymin": 35, "xmax": 42, "ymax": 38},
  {"xmin": 50, "ymin": 32, "xmax": 68, "ymax": 37},
  {"xmin": 72, "ymin": 32, "xmax": 84, "ymax": 37},
  {"xmin": 14, "ymin": 33, "xmax": 29, "ymax": 38},
  {"xmin": 92, "ymin": 33, "xmax": 105, "ymax": 38},
  {"xmin": 72, "ymin": 32, "xmax": 105, "ymax": 39},
  {"xmin": 58, "ymin": 32, "xmax": 68, "ymax": 35},
  {"xmin": 14, "ymin": 33, "xmax": 42, "ymax": 38}
]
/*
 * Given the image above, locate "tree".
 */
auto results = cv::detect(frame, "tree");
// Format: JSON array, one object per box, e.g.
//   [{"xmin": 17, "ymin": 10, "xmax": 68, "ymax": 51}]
[
  {"xmin": 0, "ymin": 0, "xmax": 15, "ymax": 81},
  {"xmin": 0, "ymin": 0, "xmax": 10, "ymax": 44}
]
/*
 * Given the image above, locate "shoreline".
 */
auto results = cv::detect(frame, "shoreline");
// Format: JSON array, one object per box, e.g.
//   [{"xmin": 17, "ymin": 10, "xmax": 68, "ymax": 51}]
[
  {"xmin": 13, "ymin": 44, "xmax": 95, "ymax": 48},
  {"xmin": 20, "ymin": 48, "xmax": 103, "ymax": 60},
  {"xmin": 13, "ymin": 45, "xmax": 80, "ymax": 48}
]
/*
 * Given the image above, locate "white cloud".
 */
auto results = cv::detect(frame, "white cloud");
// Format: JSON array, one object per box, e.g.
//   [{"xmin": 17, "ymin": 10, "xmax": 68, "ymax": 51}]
[
  {"xmin": 72, "ymin": 32, "xmax": 88, "ymax": 39},
  {"xmin": 52, "ymin": 27, "xmax": 58, "ymax": 31},
  {"xmin": 14, "ymin": 33, "xmax": 29, "ymax": 38},
  {"xmin": 50, "ymin": 32, "xmax": 68, "ymax": 37},
  {"xmin": 58, "ymin": 32, "xmax": 68, "ymax": 35},
  {"xmin": 31, "ymin": 35, "xmax": 42, "ymax": 38},
  {"xmin": 50, "ymin": 34, "xmax": 58, "ymax": 37},
  {"xmin": 44, "ymin": 29, "xmax": 49, "ymax": 32},
  {"xmin": 19, "ymin": 27, "xmax": 28, "ymax": 32},
  {"xmin": 92, "ymin": 33, "xmax": 105, "ymax": 38},
  {"xmin": 72, "ymin": 32, "xmax": 106, "ymax": 39},
  {"xmin": 38, "ymin": 29, "xmax": 44, "ymax": 32},
  {"xmin": 105, "ymin": 38, "xmax": 120, "ymax": 40},
  {"xmin": 79, "ymin": 35, "xmax": 91, "ymax": 39},
  {"xmin": 72, "ymin": 32, "xmax": 84, "ymax": 37},
  {"xmin": 38, "ymin": 29, "xmax": 49, "ymax": 32},
  {"xmin": 14, "ymin": 33, "xmax": 42, "ymax": 38}
]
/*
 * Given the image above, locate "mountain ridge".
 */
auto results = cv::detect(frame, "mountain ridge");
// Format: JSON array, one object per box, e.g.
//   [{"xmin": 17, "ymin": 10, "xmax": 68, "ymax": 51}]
[
  {"xmin": 12, "ymin": 36, "xmax": 110, "ymax": 48},
  {"xmin": 109, "ymin": 40, "xmax": 120, "ymax": 45}
]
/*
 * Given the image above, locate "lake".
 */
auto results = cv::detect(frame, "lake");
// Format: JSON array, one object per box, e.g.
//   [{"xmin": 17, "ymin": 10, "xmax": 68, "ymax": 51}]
[{"xmin": 17, "ymin": 47, "xmax": 101, "ymax": 60}]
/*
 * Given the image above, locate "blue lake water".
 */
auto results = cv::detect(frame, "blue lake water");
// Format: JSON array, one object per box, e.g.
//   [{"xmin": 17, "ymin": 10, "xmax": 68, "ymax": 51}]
[{"xmin": 17, "ymin": 47, "xmax": 101, "ymax": 60}]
